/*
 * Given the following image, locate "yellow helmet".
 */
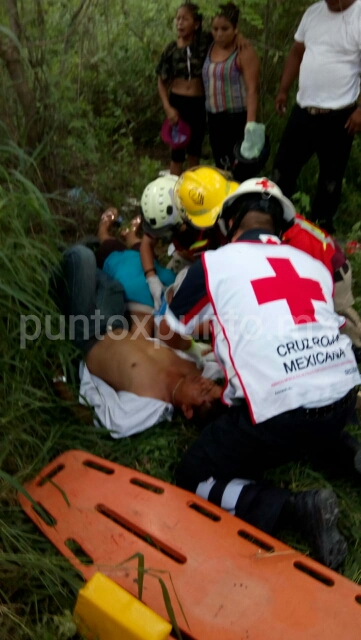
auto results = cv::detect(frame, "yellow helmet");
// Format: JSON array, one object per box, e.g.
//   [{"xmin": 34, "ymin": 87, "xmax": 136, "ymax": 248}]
[{"xmin": 174, "ymin": 166, "xmax": 239, "ymax": 229}]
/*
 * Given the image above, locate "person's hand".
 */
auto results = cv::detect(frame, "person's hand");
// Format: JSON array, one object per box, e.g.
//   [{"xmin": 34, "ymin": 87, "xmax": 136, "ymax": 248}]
[
  {"xmin": 146, "ymin": 274, "xmax": 165, "ymax": 310},
  {"xmin": 202, "ymin": 350, "xmax": 217, "ymax": 363},
  {"xmin": 185, "ymin": 340, "xmax": 213, "ymax": 366},
  {"xmin": 345, "ymin": 107, "xmax": 361, "ymax": 135},
  {"xmin": 275, "ymin": 91, "xmax": 288, "ymax": 116},
  {"xmin": 100, "ymin": 207, "xmax": 117, "ymax": 224},
  {"xmin": 98, "ymin": 207, "xmax": 118, "ymax": 240},
  {"xmin": 240, "ymin": 122, "xmax": 266, "ymax": 159},
  {"xmin": 166, "ymin": 107, "xmax": 179, "ymax": 126}
]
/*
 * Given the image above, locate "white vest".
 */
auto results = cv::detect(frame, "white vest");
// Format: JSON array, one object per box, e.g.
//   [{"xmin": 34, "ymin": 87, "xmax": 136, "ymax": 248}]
[{"xmin": 204, "ymin": 240, "xmax": 360, "ymax": 423}]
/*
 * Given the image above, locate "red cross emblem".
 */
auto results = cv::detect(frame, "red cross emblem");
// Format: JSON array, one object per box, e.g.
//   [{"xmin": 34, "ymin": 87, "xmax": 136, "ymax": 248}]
[
  {"xmin": 256, "ymin": 178, "xmax": 274, "ymax": 190},
  {"xmin": 251, "ymin": 258, "xmax": 326, "ymax": 324}
]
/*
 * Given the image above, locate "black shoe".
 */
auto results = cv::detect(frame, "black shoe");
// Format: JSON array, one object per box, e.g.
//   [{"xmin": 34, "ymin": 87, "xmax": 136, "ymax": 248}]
[{"xmin": 284, "ymin": 489, "xmax": 347, "ymax": 570}]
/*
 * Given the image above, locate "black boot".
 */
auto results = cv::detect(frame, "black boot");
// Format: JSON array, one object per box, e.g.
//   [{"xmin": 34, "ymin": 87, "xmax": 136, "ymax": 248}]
[{"xmin": 282, "ymin": 489, "xmax": 348, "ymax": 570}]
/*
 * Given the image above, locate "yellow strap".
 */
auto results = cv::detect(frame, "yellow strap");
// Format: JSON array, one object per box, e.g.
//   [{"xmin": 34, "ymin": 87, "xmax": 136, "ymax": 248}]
[
  {"xmin": 296, "ymin": 217, "xmax": 334, "ymax": 251},
  {"xmin": 189, "ymin": 239, "xmax": 209, "ymax": 251}
]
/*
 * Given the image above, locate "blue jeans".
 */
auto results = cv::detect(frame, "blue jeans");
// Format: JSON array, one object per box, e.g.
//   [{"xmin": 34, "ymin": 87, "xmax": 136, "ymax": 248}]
[{"xmin": 60, "ymin": 245, "xmax": 126, "ymax": 352}]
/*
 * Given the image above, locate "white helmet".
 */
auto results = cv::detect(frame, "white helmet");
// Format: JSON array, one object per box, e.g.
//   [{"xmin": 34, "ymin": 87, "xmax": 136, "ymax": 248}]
[
  {"xmin": 141, "ymin": 175, "xmax": 182, "ymax": 238},
  {"xmin": 219, "ymin": 177, "xmax": 295, "ymax": 237}
]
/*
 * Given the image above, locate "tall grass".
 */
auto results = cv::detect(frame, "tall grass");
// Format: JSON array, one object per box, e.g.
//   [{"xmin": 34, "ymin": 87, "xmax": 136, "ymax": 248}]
[
  {"xmin": 0, "ymin": 140, "xmax": 192, "ymax": 638},
  {"xmin": 0, "ymin": 142, "xmax": 192, "ymax": 638},
  {"xmin": 0, "ymin": 144, "xmax": 77, "ymax": 639}
]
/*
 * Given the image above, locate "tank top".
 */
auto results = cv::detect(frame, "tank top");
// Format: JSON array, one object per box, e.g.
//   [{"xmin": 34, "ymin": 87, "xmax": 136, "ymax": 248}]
[{"xmin": 202, "ymin": 43, "xmax": 247, "ymax": 114}]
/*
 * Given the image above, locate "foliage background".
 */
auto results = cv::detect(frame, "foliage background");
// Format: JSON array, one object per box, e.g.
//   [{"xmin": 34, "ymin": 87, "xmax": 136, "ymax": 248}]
[
  {"xmin": 1, "ymin": 0, "xmax": 359, "ymax": 230},
  {"xmin": 1, "ymin": 0, "xmax": 361, "ymax": 637}
]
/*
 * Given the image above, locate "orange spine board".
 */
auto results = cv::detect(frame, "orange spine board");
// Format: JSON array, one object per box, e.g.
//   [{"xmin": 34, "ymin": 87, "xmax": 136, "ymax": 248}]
[{"xmin": 19, "ymin": 449, "xmax": 361, "ymax": 640}]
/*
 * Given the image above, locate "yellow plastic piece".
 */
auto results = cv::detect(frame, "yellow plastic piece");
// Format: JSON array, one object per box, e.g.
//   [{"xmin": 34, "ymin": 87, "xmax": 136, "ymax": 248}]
[{"xmin": 73, "ymin": 572, "xmax": 172, "ymax": 640}]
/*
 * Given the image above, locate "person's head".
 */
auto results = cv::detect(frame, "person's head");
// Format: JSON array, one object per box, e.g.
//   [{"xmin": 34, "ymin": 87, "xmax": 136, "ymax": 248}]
[
  {"xmin": 176, "ymin": 3, "xmax": 202, "ymax": 39},
  {"xmin": 172, "ymin": 373, "xmax": 222, "ymax": 419},
  {"xmin": 219, "ymin": 177, "xmax": 296, "ymax": 240},
  {"xmin": 174, "ymin": 166, "xmax": 239, "ymax": 230},
  {"xmin": 212, "ymin": 2, "xmax": 239, "ymax": 47},
  {"xmin": 325, "ymin": 0, "xmax": 356, "ymax": 12},
  {"xmin": 141, "ymin": 175, "xmax": 182, "ymax": 240}
]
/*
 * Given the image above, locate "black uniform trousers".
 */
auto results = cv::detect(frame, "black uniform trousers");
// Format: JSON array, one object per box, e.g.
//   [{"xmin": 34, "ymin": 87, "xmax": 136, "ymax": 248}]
[
  {"xmin": 272, "ymin": 104, "xmax": 356, "ymax": 233},
  {"xmin": 176, "ymin": 391, "xmax": 357, "ymax": 534}
]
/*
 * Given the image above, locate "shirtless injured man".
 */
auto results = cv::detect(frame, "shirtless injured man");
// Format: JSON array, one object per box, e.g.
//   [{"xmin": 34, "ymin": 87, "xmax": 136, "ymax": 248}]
[{"xmin": 56, "ymin": 243, "xmax": 222, "ymax": 438}]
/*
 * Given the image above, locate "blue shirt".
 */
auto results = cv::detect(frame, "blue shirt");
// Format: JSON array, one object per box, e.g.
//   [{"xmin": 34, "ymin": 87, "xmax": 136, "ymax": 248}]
[{"xmin": 103, "ymin": 250, "xmax": 175, "ymax": 308}]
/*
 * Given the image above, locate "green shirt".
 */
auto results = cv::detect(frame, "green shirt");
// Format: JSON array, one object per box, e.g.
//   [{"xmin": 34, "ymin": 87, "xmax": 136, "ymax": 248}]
[{"xmin": 156, "ymin": 32, "xmax": 212, "ymax": 82}]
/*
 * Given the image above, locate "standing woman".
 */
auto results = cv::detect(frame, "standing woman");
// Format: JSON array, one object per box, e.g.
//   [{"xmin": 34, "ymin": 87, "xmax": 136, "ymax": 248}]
[
  {"xmin": 203, "ymin": 3, "xmax": 260, "ymax": 173},
  {"xmin": 156, "ymin": 3, "xmax": 211, "ymax": 176}
]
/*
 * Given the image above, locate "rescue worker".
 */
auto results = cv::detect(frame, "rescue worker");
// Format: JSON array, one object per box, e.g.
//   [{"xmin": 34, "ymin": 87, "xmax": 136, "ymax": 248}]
[
  {"xmin": 181, "ymin": 174, "xmax": 361, "ymax": 351},
  {"xmin": 139, "ymin": 168, "xmax": 238, "ymax": 308},
  {"xmin": 158, "ymin": 177, "xmax": 361, "ymax": 570}
]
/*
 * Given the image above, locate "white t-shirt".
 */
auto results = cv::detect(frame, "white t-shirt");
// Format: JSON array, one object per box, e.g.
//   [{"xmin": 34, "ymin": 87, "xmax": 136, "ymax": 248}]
[{"xmin": 295, "ymin": 0, "xmax": 361, "ymax": 108}]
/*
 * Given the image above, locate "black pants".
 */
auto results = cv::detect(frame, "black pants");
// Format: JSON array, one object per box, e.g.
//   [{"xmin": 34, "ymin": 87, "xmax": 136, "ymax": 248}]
[
  {"xmin": 272, "ymin": 104, "xmax": 355, "ymax": 233},
  {"xmin": 208, "ymin": 110, "xmax": 247, "ymax": 173},
  {"xmin": 169, "ymin": 93, "xmax": 206, "ymax": 163},
  {"xmin": 176, "ymin": 394, "xmax": 356, "ymax": 534}
]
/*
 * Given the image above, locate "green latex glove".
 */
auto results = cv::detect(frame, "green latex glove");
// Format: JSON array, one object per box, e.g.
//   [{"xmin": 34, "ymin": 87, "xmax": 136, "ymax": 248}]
[
  {"xmin": 185, "ymin": 339, "xmax": 213, "ymax": 366},
  {"xmin": 240, "ymin": 122, "xmax": 266, "ymax": 159}
]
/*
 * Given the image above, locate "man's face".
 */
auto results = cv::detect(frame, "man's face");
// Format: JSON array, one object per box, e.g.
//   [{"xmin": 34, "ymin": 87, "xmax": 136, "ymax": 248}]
[
  {"xmin": 178, "ymin": 375, "xmax": 222, "ymax": 419},
  {"xmin": 325, "ymin": 0, "xmax": 355, "ymax": 12}
]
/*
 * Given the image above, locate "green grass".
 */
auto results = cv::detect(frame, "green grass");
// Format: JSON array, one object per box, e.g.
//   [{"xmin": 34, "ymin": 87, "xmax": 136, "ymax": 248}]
[{"xmin": 1, "ymin": 146, "xmax": 361, "ymax": 639}]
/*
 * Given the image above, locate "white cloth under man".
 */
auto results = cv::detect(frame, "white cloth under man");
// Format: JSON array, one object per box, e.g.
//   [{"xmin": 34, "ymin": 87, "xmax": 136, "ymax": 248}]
[{"xmin": 79, "ymin": 341, "xmax": 222, "ymax": 438}]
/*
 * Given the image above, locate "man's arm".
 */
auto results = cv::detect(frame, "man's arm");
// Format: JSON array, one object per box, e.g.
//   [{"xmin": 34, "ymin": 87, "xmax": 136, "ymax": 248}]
[
  {"xmin": 96, "ymin": 209, "xmax": 127, "ymax": 269},
  {"xmin": 237, "ymin": 38, "xmax": 260, "ymax": 123},
  {"xmin": 275, "ymin": 41, "xmax": 305, "ymax": 115},
  {"xmin": 158, "ymin": 258, "xmax": 213, "ymax": 351},
  {"xmin": 345, "ymin": 104, "xmax": 361, "ymax": 134},
  {"xmin": 140, "ymin": 234, "xmax": 157, "ymax": 274},
  {"xmin": 140, "ymin": 234, "xmax": 165, "ymax": 310},
  {"xmin": 158, "ymin": 317, "xmax": 193, "ymax": 351}
]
